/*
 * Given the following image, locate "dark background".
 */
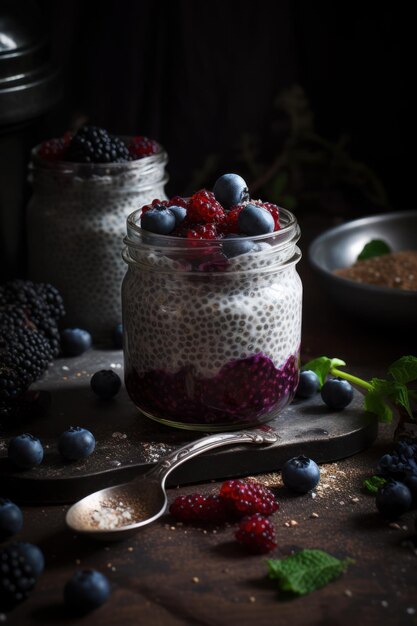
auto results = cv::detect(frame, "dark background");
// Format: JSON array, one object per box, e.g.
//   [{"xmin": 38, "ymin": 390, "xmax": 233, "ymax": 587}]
[
  {"xmin": 1, "ymin": 0, "xmax": 416, "ymax": 282},
  {"xmin": 38, "ymin": 0, "xmax": 414, "ymax": 214}
]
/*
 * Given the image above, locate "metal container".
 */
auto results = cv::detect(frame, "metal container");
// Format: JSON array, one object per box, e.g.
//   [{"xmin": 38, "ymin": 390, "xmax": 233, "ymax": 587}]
[{"xmin": 0, "ymin": 0, "xmax": 61, "ymax": 279}]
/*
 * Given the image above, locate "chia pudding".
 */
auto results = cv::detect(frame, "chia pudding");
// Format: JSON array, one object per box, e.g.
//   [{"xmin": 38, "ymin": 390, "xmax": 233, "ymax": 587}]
[
  {"xmin": 26, "ymin": 127, "xmax": 168, "ymax": 343},
  {"xmin": 122, "ymin": 176, "xmax": 302, "ymax": 430}
]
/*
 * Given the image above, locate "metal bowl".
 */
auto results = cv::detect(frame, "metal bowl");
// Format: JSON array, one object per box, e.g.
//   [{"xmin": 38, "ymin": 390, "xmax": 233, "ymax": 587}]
[{"xmin": 308, "ymin": 211, "xmax": 417, "ymax": 326}]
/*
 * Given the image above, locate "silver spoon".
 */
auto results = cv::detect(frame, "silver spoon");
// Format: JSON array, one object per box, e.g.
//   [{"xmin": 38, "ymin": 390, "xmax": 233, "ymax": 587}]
[{"xmin": 66, "ymin": 427, "xmax": 278, "ymax": 541}]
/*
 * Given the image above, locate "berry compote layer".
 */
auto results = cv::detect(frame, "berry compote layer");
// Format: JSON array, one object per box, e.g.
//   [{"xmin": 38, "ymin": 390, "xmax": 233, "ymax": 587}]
[
  {"xmin": 122, "ymin": 173, "xmax": 302, "ymax": 430},
  {"xmin": 27, "ymin": 126, "xmax": 167, "ymax": 343}
]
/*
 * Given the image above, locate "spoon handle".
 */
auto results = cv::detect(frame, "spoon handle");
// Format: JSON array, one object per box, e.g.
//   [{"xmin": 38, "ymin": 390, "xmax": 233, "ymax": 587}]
[{"xmin": 144, "ymin": 427, "xmax": 278, "ymax": 485}]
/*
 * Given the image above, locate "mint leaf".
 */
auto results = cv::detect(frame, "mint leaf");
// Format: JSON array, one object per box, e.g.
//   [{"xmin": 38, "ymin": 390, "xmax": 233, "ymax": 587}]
[
  {"xmin": 267, "ymin": 549, "xmax": 354, "ymax": 596},
  {"xmin": 302, "ymin": 356, "xmax": 346, "ymax": 388},
  {"xmin": 363, "ymin": 475, "xmax": 387, "ymax": 494},
  {"xmin": 357, "ymin": 239, "xmax": 391, "ymax": 261},
  {"xmin": 369, "ymin": 378, "xmax": 412, "ymax": 418},
  {"xmin": 364, "ymin": 389, "xmax": 393, "ymax": 422},
  {"xmin": 388, "ymin": 356, "xmax": 417, "ymax": 385}
]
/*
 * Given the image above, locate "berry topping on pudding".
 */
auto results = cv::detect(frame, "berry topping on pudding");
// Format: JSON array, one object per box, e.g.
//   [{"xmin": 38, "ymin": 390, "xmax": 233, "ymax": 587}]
[
  {"xmin": 138, "ymin": 173, "xmax": 281, "ymax": 247},
  {"xmin": 37, "ymin": 126, "xmax": 161, "ymax": 163}
]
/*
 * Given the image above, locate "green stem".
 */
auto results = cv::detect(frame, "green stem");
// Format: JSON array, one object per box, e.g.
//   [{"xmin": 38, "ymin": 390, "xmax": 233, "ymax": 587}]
[{"xmin": 330, "ymin": 367, "xmax": 373, "ymax": 392}]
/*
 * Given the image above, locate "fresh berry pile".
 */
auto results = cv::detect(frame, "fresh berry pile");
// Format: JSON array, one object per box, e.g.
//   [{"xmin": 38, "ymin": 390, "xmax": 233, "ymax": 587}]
[
  {"xmin": 38, "ymin": 125, "xmax": 160, "ymax": 163},
  {"xmin": 138, "ymin": 173, "xmax": 281, "ymax": 248},
  {"xmin": 372, "ymin": 439, "xmax": 417, "ymax": 518},
  {"xmin": 0, "ymin": 280, "xmax": 65, "ymax": 422},
  {"xmin": 169, "ymin": 479, "xmax": 279, "ymax": 553}
]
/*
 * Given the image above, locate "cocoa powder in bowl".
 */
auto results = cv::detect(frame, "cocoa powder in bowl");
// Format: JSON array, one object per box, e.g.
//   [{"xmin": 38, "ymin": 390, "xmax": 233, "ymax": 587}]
[{"xmin": 335, "ymin": 250, "xmax": 417, "ymax": 291}]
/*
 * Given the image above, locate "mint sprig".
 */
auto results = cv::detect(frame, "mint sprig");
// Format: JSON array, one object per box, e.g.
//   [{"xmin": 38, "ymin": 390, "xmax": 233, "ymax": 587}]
[
  {"xmin": 302, "ymin": 355, "xmax": 417, "ymax": 424},
  {"xmin": 357, "ymin": 239, "xmax": 391, "ymax": 261},
  {"xmin": 267, "ymin": 549, "xmax": 354, "ymax": 596},
  {"xmin": 363, "ymin": 475, "xmax": 387, "ymax": 494}
]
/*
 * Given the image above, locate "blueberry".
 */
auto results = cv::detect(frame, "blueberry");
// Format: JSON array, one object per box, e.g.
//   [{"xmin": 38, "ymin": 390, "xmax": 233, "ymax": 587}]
[
  {"xmin": 222, "ymin": 235, "xmax": 255, "ymax": 258},
  {"xmin": 90, "ymin": 369, "xmax": 121, "ymax": 399},
  {"xmin": 0, "ymin": 498, "xmax": 23, "ymax": 541},
  {"xmin": 376, "ymin": 479, "xmax": 412, "ymax": 519},
  {"xmin": 168, "ymin": 204, "xmax": 187, "ymax": 225},
  {"xmin": 58, "ymin": 426, "xmax": 96, "ymax": 461},
  {"xmin": 8, "ymin": 434, "xmax": 44, "ymax": 469},
  {"xmin": 378, "ymin": 453, "xmax": 394, "ymax": 473},
  {"xmin": 282, "ymin": 455, "xmax": 320, "ymax": 493},
  {"xmin": 403, "ymin": 472, "xmax": 417, "ymax": 503},
  {"xmin": 321, "ymin": 378, "xmax": 353, "ymax": 410},
  {"xmin": 213, "ymin": 173, "xmax": 249, "ymax": 209},
  {"xmin": 238, "ymin": 203, "xmax": 275, "ymax": 236},
  {"xmin": 18, "ymin": 542, "xmax": 45, "ymax": 576},
  {"xmin": 141, "ymin": 205, "xmax": 176, "ymax": 234},
  {"xmin": 60, "ymin": 328, "xmax": 92, "ymax": 357},
  {"xmin": 113, "ymin": 323, "xmax": 123, "ymax": 349},
  {"xmin": 296, "ymin": 370, "xmax": 320, "ymax": 399},
  {"xmin": 64, "ymin": 569, "xmax": 110, "ymax": 615}
]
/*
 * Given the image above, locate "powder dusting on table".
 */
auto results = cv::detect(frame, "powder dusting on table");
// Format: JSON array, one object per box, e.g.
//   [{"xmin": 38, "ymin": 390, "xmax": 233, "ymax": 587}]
[{"xmin": 334, "ymin": 250, "xmax": 417, "ymax": 291}]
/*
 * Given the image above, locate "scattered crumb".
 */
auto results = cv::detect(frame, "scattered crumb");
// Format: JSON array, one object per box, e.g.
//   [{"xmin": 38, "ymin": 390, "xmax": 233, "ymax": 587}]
[
  {"xmin": 170, "ymin": 526, "xmax": 176, "ymax": 531},
  {"xmin": 310, "ymin": 512, "xmax": 319, "ymax": 519},
  {"xmin": 381, "ymin": 600, "xmax": 389, "ymax": 608},
  {"xmin": 389, "ymin": 522, "xmax": 402, "ymax": 530},
  {"xmin": 127, "ymin": 547, "xmax": 134, "ymax": 552},
  {"xmin": 350, "ymin": 497, "xmax": 360, "ymax": 503},
  {"xmin": 344, "ymin": 589, "xmax": 353, "ymax": 598},
  {"xmin": 192, "ymin": 577, "xmax": 200, "ymax": 584},
  {"xmin": 339, "ymin": 501, "xmax": 345, "ymax": 506},
  {"xmin": 289, "ymin": 520, "xmax": 298, "ymax": 527},
  {"xmin": 249, "ymin": 596, "xmax": 256, "ymax": 603},
  {"xmin": 406, "ymin": 608, "xmax": 415, "ymax": 615}
]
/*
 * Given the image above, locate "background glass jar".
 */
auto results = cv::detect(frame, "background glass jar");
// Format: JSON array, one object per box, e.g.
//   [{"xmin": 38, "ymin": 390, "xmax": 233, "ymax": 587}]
[
  {"xmin": 26, "ymin": 147, "xmax": 168, "ymax": 343},
  {"xmin": 122, "ymin": 207, "xmax": 302, "ymax": 431}
]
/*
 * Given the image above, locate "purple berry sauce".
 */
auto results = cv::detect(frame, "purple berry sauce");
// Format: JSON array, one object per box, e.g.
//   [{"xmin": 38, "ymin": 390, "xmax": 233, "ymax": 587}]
[{"xmin": 125, "ymin": 352, "xmax": 299, "ymax": 427}]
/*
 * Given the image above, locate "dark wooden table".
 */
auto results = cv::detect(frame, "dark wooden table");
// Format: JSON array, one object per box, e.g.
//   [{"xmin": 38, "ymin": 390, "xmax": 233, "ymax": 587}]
[{"xmin": 3, "ymin": 214, "xmax": 417, "ymax": 626}]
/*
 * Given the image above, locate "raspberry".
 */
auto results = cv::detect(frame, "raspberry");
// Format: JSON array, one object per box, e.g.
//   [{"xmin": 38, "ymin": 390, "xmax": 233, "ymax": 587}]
[
  {"xmin": 219, "ymin": 479, "xmax": 278, "ymax": 517},
  {"xmin": 128, "ymin": 136, "xmax": 160, "ymax": 159},
  {"xmin": 185, "ymin": 224, "xmax": 221, "ymax": 240},
  {"xmin": 221, "ymin": 204, "xmax": 245, "ymax": 234},
  {"xmin": 252, "ymin": 200, "xmax": 280, "ymax": 231},
  {"xmin": 38, "ymin": 132, "xmax": 72, "ymax": 161},
  {"xmin": 235, "ymin": 513, "xmax": 277, "ymax": 553},
  {"xmin": 141, "ymin": 199, "xmax": 169, "ymax": 214},
  {"xmin": 169, "ymin": 493, "xmax": 228, "ymax": 523},
  {"xmin": 188, "ymin": 190, "xmax": 225, "ymax": 223},
  {"xmin": 168, "ymin": 196, "xmax": 189, "ymax": 209}
]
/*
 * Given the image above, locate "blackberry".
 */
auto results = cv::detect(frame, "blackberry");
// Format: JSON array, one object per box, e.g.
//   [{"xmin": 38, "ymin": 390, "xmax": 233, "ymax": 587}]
[
  {"xmin": 0, "ymin": 304, "xmax": 36, "ymax": 333},
  {"xmin": 0, "ymin": 363, "xmax": 29, "ymax": 404},
  {"xmin": 0, "ymin": 542, "xmax": 44, "ymax": 609},
  {"xmin": 65, "ymin": 126, "xmax": 130, "ymax": 164},
  {"xmin": 0, "ymin": 280, "xmax": 65, "ymax": 357},
  {"xmin": 0, "ymin": 328, "xmax": 53, "ymax": 387}
]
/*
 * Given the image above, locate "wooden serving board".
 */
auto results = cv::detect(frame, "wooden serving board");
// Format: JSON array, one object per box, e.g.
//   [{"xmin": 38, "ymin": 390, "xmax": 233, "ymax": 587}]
[{"xmin": 0, "ymin": 350, "xmax": 378, "ymax": 504}]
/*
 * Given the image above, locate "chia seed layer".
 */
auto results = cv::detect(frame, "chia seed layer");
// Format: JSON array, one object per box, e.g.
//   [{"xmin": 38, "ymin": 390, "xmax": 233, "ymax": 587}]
[{"xmin": 27, "ymin": 150, "xmax": 168, "ymax": 342}]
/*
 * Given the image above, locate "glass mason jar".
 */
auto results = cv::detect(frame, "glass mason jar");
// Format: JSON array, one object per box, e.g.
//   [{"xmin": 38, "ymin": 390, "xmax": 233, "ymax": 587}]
[
  {"xmin": 122, "ymin": 207, "xmax": 302, "ymax": 431},
  {"xmin": 26, "ymin": 147, "xmax": 168, "ymax": 343}
]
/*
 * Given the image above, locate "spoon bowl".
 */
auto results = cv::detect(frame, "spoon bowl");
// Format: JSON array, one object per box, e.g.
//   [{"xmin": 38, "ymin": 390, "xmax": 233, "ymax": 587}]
[{"xmin": 66, "ymin": 427, "xmax": 278, "ymax": 541}]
